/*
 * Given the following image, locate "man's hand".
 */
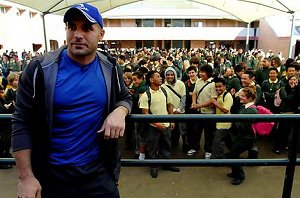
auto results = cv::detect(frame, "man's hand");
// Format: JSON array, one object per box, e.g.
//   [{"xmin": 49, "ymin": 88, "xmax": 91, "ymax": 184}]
[
  {"xmin": 17, "ymin": 176, "xmax": 41, "ymax": 198},
  {"xmin": 98, "ymin": 106, "xmax": 128, "ymax": 139}
]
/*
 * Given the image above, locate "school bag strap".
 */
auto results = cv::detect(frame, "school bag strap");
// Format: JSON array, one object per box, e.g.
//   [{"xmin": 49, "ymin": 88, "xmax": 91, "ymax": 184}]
[
  {"xmin": 197, "ymin": 81, "xmax": 212, "ymax": 100},
  {"xmin": 165, "ymin": 85, "xmax": 181, "ymax": 99},
  {"xmin": 145, "ymin": 87, "xmax": 168, "ymax": 114}
]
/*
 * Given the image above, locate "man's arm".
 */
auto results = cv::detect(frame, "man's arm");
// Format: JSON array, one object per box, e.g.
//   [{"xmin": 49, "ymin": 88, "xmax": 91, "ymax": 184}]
[
  {"xmin": 98, "ymin": 106, "xmax": 128, "ymax": 139},
  {"xmin": 14, "ymin": 149, "xmax": 42, "ymax": 198}
]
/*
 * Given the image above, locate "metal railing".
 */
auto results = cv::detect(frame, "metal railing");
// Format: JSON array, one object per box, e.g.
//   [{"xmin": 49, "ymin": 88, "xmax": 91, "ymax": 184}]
[{"xmin": 1, "ymin": 113, "xmax": 300, "ymax": 198}]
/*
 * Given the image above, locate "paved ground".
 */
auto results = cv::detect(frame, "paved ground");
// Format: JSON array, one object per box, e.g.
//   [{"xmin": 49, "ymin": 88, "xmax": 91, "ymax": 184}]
[{"xmin": 1, "ymin": 136, "xmax": 300, "ymax": 198}]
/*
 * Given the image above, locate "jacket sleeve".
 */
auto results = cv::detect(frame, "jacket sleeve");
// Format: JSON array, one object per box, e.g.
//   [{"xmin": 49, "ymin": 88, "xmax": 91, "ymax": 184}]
[
  {"xmin": 11, "ymin": 60, "xmax": 40, "ymax": 152},
  {"xmin": 113, "ymin": 62, "xmax": 132, "ymax": 113}
]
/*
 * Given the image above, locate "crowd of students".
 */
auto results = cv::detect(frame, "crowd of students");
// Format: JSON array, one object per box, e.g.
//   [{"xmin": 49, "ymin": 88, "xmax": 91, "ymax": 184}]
[
  {"xmin": 1, "ymin": 46, "xmax": 300, "ymax": 184},
  {"xmin": 116, "ymin": 47, "xmax": 300, "ymax": 183}
]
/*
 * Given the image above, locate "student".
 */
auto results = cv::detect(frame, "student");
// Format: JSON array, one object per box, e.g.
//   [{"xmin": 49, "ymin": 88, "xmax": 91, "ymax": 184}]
[
  {"xmin": 190, "ymin": 64, "xmax": 217, "ymax": 159},
  {"xmin": 161, "ymin": 67, "xmax": 187, "ymax": 152},
  {"xmin": 273, "ymin": 75, "xmax": 299, "ymax": 154},
  {"xmin": 12, "ymin": 4, "xmax": 132, "ymax": 198},
  {"xmin": 131, "ymin": 71, "xmax": 148, "ymax": 159},
  {"xmin": 0, "ymin": 85, "xmax": 14, "ymax": 169},
  {"xmin": 226, "ymin": 86, "xmax": 258, "ymax": 185},
  {"xmin": 261, "ymin": 67, "xmax": 281, "ymax": 113},
  {"xmin": 139, "ymin": 70, "xmax": 180, "ymax": 178},
  {"xmin": 210, "ymin": 78, "xmax": 233, "ymax": 159}
]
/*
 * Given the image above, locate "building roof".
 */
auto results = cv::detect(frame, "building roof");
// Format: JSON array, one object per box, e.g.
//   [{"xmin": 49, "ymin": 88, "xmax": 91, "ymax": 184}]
[{"xmin": 4, "ymin": 0, "xmax": 300, "ymax": 23}]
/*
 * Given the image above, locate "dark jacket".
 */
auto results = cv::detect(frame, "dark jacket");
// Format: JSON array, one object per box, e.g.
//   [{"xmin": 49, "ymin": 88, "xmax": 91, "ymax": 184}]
[
  {"xmin": 234, "ymin": 105, "xmax": 257, "ymax": 139},
  {"xmin": 11, "ymin": 46, "xmax": 132, "ymax": 182},
  {"xmin": 279, "ymin": 84, "xmax": 299, "ymax": 113}
]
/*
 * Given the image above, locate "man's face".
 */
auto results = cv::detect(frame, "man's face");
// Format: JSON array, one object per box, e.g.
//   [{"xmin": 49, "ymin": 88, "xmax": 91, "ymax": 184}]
[
  {"xmin": 200, "ymin": 71, "xmax": 208, "ymax": 81},
  {"xmin": 66, "ymin": 16, "xmax": 104, "ymax": 61},
  {"xmin": 215, "ymin": 82, "xmax": 226, "ymax": 96},
  {"xmin": 262, "ymin": 59, "xmax": 270, "ymax": 68},
  {"xmin": 118, "ymin": 58, "xmax": 125, "ymax": 65},
  {"xmin": 188, "ymin": 69, "xmax": 197, "ymax": 80},
  {"xmin": 287, "ymin": 67, "xmax": 296, "ymax": 77},
  {"xmin": 132, "ymin": 75, "xmax": 143, "ymax": 88},
  {"xmin": 241, "ymin": 74, "xmax": 252, "ymax": 87},
  {"xmin": 166, "ymin": 71, "xmax": 175, "ymax": 84},
  {"xmin": 151, "ymin": 73, "xmax": 162, "ymax": 86}
]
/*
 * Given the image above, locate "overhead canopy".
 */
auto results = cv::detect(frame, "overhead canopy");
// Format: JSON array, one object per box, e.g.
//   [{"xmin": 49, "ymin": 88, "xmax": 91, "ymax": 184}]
[{"xmin": 5, "ymin": 0, "xmax": 300, "ymax": 23}]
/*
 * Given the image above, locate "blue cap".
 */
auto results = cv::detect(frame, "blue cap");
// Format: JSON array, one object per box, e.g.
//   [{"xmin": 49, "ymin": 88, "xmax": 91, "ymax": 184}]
[{"xmin": 64, "ymin": 3, "xmax": 104, "ymax": 28}]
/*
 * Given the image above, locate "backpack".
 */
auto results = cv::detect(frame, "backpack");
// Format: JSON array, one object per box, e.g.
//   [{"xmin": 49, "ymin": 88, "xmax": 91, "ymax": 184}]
[
  {"xmin": 250, "ymin": 105, "xmax": 275, "ymax": 135},
  {"xmin": 274, "ymin": 88, "xmax": 282, "ymax": 107},
  {"xmin": 145, "ymin": 87, "xmax": 168, "ymax": 114}
]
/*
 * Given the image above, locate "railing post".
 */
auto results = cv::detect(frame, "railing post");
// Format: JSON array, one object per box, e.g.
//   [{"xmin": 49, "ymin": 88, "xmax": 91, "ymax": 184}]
[{"xmin": 282, "ymin": 123, "xmax": 298, "ymax": 198}]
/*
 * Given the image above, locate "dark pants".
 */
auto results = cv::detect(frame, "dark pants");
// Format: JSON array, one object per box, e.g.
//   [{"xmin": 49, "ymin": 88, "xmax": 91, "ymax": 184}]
[
  {"xmin": 41, "ymin": 159, "xmax": 119, "ymax": 198},
  {"xmin": 274, "ymin": 121, "xmax": 292, "ymax": 151},
  {"xmin": 213, "ymin": 129, "xmax": 231, "ymax": 159},
  {"xmin": 0, "ymin": 121, "xmax": 11, "ymax": 157},
  {"xmin": 147, "ymin": 125, "xmax": 171, "ymax": 160},
  {"xmin": 189, "ymin": 118, "xmax": 215, "ymax": 153},
  {"xmin": 227, "ymin": 137, "xmax": 253, "ymax": 180}
]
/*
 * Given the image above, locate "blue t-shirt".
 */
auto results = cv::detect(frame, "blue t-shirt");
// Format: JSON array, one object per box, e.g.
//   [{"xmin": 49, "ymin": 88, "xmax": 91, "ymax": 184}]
[{"xmin": 50, "ymin": 50, "xmax": 107, "ymax": 166}]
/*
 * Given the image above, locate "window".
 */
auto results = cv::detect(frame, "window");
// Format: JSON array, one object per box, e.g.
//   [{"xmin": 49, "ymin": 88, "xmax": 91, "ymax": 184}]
[
  {"xmin": 0, "ymin": 7, "xmax": 6, "ymax": 14},
  {"xmin": 136, "ymin": 19, "xmax": 142, "ymax": 27},
  {"xmin": 144, "ymin": 40, "xmax": 154, "ymax": 48},
  {"xmin": 165, "ymin": 19, "xmax": 171, "ymax": 27},
  {"xmin": 295, "ymin": 26, "xmax": 300, "ymax": 36},
  {"xmin": 173, "ymin": 40, "xmax": 183, "ymax": 48},
  {"xmin": 143, "ymin": 19, "xmax": 154, "ymax": 27},
  {"xmin": 172, "ymin": 19, "xmax": 184, "ymax": 27},
  {"xmin": 185, "ymin": 19, "xmax": 191, "ymax": 27},
  {"xmin": 195, "ymin": 22, "xmax": 203, "ymax": 27}
]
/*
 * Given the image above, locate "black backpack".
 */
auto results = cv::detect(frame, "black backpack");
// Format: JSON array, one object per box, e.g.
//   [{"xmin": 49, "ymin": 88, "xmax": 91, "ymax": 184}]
[{"xmin": 145, "ymin": 87, "xmax": 168, "ymax": 114}]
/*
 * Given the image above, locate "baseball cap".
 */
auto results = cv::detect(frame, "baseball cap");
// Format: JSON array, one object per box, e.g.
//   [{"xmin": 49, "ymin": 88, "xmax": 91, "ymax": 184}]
[{"xmin": 63, "ymin": 3, "xmax": 104, "ymax": 28}]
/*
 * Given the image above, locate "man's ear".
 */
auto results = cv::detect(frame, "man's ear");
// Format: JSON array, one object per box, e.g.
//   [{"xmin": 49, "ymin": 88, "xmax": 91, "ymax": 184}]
[{"xmin": 99, "ymin": 29, "xmax": 105, "ymax": 40}]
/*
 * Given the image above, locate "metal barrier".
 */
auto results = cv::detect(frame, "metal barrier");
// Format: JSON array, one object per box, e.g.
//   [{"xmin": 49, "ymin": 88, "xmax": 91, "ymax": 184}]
[{"xmin": 1, "ymin": 113, "xmax": 300, "ymax": 198}]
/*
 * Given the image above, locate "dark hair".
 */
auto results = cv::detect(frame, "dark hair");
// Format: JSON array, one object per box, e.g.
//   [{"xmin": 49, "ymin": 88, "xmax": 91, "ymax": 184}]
[
  {"xmin": 269, "ymin": 67, "xmax": 278, "ymax": 73},
  {"xmin": 200, "ymin": 64, "xmax": 213, "ymax": 78},
  {"xmin": 132, "ymin": 71, "xmax": 144, "ymax": 79},
  {"xmin": 234, "ymin": 63, "xmax": 244, "ymax": 73},
  {"xmin": 186, "ymin": 66, "xmax": 198, "ymax": 73},
  {"xmin": 123, "ymin": 67, "xmax": 132, "ymax": 73},
  {"xmin": 285, "ymin": 58, "xmax": 294, "ymax": 67},
  {"xmin": 138, "ymin": 59, "xmax": 147, "ymax": 66},
  {"xmin": 167, "ymin": 56, "xmax": 173, "ymax": 62},
  {"xmin": 214, "ymin": 77, "xmax": 226, "ymax": 85},
  {"xmin": 118, "ymin": 55, "xmax": 126, "ymax": 62},
  {"xmin": 244, "ymin": 69, "xmax": 255, "ymax": 79},
  {"xmin": 145, "ymin": 70, "xmax": 159, "ymax": 86}
]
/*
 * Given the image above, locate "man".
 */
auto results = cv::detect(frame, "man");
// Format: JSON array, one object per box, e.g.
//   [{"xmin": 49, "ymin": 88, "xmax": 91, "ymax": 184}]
[
  {"xmin": 226, "ymin": 63, "xmax": 244, "ymax": 96},
  {"xmin": 233, "ymin": 48, "xmax": 246, "ymax": 66},
  {"xmin": 161, "ymin": 67, "xmax": 187, "ymax": 152},
  {"xmin": 280, "ymin": 63, "xmax": 298, "ymax": 87},
  {"xmin": 166, "ymin": 56, "xmax": 182, "ymax": 80},
  {"xmin": 12, "ymin": 3, "xmax": 132, "ymax": 198},
  {"xmin": 184, "ymin": 66, "xmax": 198, "ymax": 153},
  {"xmin": 255, "ymin": 58, "xmax": 271, "ymax": 86},
  {"xmin": 210, "ymin": 78, "xmax": 233, "ymax": 159},
  {"xmin": 190, "ymin": 64, "xmax": 217, "ymax": 159},
  {"xmin": 261, "ymin": 68, "xmax": 281, "ymax": 113},
  {"xmin": 139, "ymin": 71, "xmax": 180, "ymax": 178}
]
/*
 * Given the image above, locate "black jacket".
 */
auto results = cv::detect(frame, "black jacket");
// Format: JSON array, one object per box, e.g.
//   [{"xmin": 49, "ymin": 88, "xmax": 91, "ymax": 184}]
[{"xmin": 12, "ymin": 46, "xmax": 132, "ymax": 182}]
